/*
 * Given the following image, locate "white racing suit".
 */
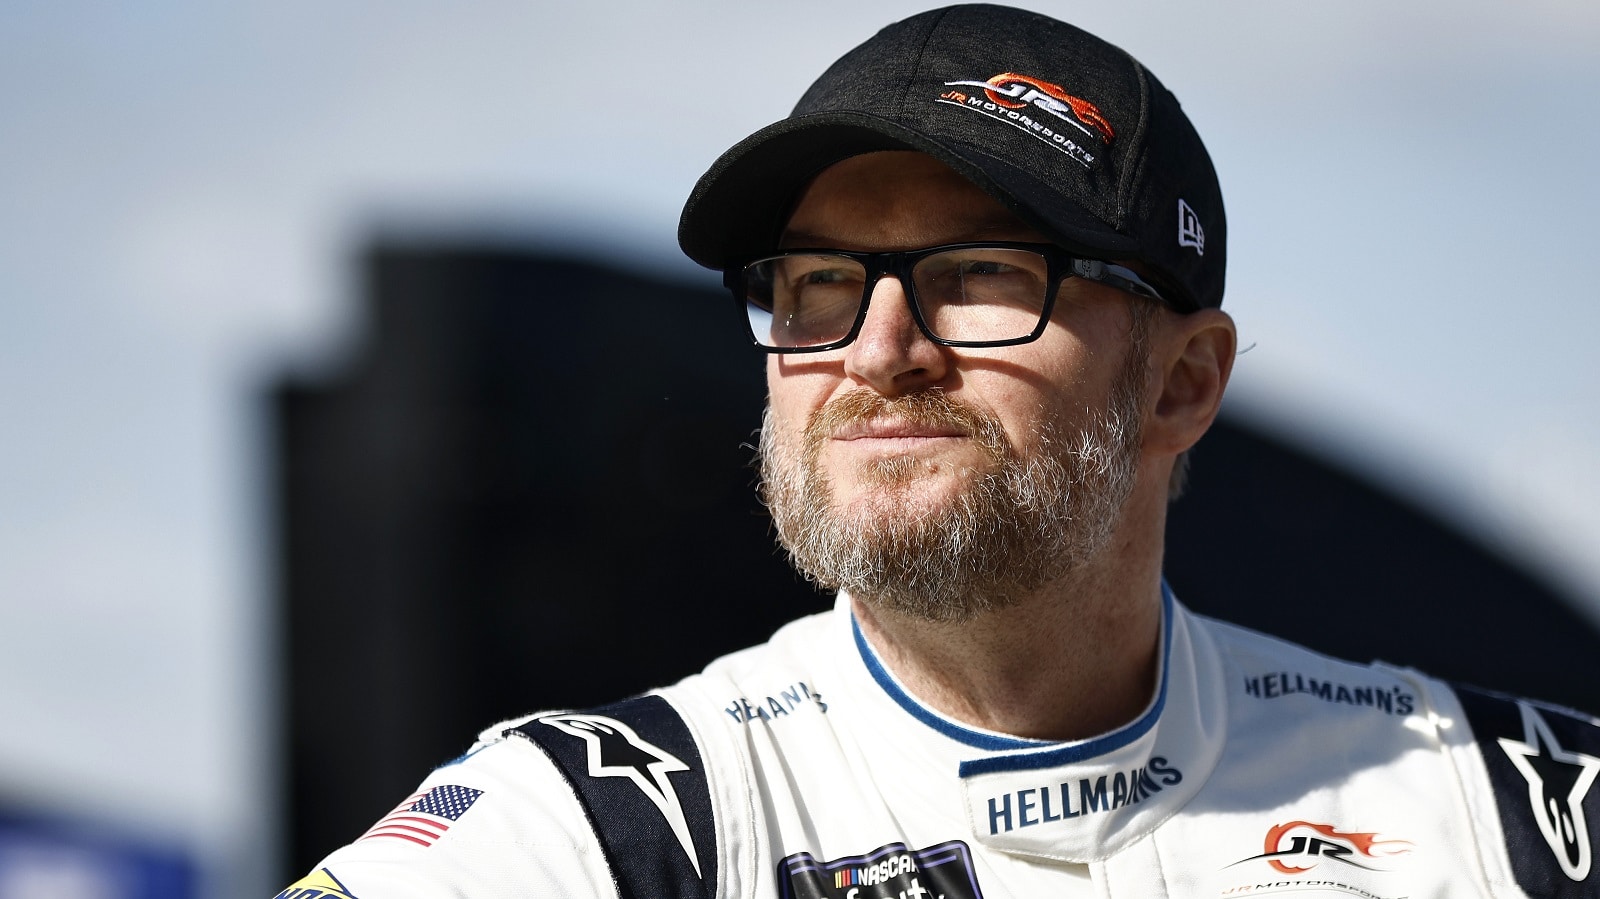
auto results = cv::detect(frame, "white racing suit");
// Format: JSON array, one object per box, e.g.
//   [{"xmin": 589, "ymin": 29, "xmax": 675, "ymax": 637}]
[{"xmin": 280, "ymin": 587, "xmax": 1600, "ymax": 898}]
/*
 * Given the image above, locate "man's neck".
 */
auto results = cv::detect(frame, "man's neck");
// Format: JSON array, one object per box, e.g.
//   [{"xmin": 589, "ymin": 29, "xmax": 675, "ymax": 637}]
[{"xmin": 848, "ymin": 551, "xmax": 1165, "ymax": 743}]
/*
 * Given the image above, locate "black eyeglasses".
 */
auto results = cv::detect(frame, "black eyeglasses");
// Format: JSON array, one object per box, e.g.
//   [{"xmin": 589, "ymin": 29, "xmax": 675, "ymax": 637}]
[{"xmin": 726, "ymin": 241, "xmax": 1166, "ymax": 353}]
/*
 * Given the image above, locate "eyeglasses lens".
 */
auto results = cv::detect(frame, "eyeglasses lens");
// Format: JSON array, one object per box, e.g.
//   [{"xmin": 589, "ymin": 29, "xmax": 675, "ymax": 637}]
[{"xmin": 742, "ymin": 247, "xmax": 1051, "ymax": 350}]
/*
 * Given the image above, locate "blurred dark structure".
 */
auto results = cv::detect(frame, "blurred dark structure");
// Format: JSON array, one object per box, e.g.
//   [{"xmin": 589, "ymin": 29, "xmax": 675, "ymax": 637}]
[
  {"xmin": 273, "ymin": 247, "xmax": 831, "ymax": 877},
  {"xmin": 271, "ymin": 245, "xmax": 1600, "ymax": 878}
]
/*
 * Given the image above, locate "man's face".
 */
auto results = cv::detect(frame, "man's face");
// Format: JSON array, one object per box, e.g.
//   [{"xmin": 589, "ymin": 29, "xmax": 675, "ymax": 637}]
[{"xmin": 757, "ymin": 151, "xmax": 1152, "ymax": 620}]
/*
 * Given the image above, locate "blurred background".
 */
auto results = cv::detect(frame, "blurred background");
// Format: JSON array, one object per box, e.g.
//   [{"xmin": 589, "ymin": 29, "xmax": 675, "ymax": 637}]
[{"xmin": 1, "ymin": 1, "xmax": 1597, "ymax": 895}]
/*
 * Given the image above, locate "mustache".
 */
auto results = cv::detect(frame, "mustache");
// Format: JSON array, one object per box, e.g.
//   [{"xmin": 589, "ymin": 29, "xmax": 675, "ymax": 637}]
[{"xmin": 803, "ymin": 389, "xmax": 1007, "ymax": 452}]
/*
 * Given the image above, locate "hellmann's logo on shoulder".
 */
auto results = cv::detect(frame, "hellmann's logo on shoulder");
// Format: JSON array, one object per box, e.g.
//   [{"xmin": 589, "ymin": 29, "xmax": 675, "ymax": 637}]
[
  {"xmin": 1244, "ymin": 671, "xmax": 1416, "ymax": 717},
  {"xmin": 938, "ymin": 72, "xmax": 1113, "ymax": 168}
]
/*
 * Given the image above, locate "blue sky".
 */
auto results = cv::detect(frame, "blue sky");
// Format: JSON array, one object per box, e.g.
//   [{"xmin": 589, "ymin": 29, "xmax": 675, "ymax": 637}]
[{"xmin": 0, "ymin": 2, "xmax": 1596, "ymax": 892}]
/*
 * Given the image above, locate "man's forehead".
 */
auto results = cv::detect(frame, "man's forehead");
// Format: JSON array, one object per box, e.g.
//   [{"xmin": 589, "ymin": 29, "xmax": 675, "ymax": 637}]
[{"xmin": 779, "ymin": 151, "xmax": 1046, "ymax": 249}]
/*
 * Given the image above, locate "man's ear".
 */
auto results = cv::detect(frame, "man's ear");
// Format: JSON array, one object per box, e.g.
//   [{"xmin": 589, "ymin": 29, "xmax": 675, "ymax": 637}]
[{"xmin": 1146, "ymin": 309, "xmax": 1235, "ymax": 454}]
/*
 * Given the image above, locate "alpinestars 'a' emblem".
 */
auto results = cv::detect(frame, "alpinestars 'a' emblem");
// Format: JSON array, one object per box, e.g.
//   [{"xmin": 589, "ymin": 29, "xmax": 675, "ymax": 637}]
[
  {"xmin": 1498, "ymin": 701, "xmax": 1600, "ymax": 881},
  {"xmin": 540, "ymin": 713, "xmax": 702, "ymax": 876}
]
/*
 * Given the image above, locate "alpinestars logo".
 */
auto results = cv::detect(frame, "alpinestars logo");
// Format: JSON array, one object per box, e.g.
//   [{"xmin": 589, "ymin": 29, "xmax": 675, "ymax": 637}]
[
  {"xmin": 1230, "ymin": 821, "xmax": 1413, "ymax": 874},
  {"xmin": 540, "ymin": 713, "xmax": 703, "ymax": 877},
  {"xmin": 938, "ymin": 72, "xmax": 1112, "ymax": 168},
  {"xmin": 1498, "ymin": 701, "xmax": 1600, "ymax": 880}
]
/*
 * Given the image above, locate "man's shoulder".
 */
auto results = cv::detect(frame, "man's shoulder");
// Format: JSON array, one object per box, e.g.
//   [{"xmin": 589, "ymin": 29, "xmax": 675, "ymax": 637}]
[
  {"xmin": 285, "ymin": 692, "xmax": 736, "ymax": 899},
  {"xmin": 275, "ymin": 610, "xmax": 848, "ymax": 899},
  {"xmin": 1193, "ymin": 609, "xmax": 1600, "ymax": 725},
  {"xmin": 1192, "ymin": 607, "xmax": 1600, "ymax": 896},
  {"xmin": 496, "ymin": 694, "xmax": 723, "ymax": 899},
  {"xmin": 280, "ymin": 716, "xmax": 622, "ymax": 898},
  {"xmin": 1192, "ymin": 609, "xmax": 1436, "ymax": 705},
  {"xmin": 1445, "ymin": 684, "xmax": 1600, "ymax": 894},
  {"xmin": 411, "ymin": 609, "xmax": 842, "ymax": 898}
]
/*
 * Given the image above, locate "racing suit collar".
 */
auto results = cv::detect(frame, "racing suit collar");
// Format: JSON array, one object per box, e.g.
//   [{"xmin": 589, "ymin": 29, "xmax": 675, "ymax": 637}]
[{"xmin": 842, "ymin": 583, "xmax": 1229, "ymax": 863}]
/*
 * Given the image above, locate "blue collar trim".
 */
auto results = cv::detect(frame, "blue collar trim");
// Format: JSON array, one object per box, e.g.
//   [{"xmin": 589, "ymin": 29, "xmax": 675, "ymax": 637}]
[
  {"xmin": 849, "ymin": 585, "xmax": 1175, "ymax": 777},
  {"xmin": 851, "ymin": 612, "xmax": 1048, "ymax": 752}
]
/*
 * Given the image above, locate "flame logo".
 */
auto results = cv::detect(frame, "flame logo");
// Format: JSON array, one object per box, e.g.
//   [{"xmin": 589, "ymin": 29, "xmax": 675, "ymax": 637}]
[
  {"xmin": 1262, "ymin": 821, "xmax": 1415, "ymax": 874},
  {"xmin": 980, "ymin": 73, "xmax": 1115, "ymax": 144}
]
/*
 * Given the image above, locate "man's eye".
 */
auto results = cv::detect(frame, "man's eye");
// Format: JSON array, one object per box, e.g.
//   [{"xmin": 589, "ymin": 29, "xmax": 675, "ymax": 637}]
[
  {"xmin": 957, "ymin": 260, "xmax": 1013, "ymax": 276},
  {"xmin": 801, "ymin": 268, "xmax": 853, "ymax": 284}
]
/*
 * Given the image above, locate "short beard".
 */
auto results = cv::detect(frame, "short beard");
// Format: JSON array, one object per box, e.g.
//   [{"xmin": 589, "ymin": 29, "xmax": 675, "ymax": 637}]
[{"xmin": 756, "ymin": 329, "xmax": 1149, "ymax": 623}]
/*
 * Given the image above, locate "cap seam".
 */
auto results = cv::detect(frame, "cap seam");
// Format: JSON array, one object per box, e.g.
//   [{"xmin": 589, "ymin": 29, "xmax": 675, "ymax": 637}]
[
  {"xmin": 1119, "ymin": 58, "xmax": 1153, "ymax": 236},
  {"xmin": 897, "ymin": 6, "xmax": 958, "ymax": 121}
]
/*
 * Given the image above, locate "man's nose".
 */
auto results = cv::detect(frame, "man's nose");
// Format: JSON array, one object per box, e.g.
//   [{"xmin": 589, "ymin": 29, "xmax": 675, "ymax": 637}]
[{"xmin": 842, "ymin": 276, "xmax": 950, "ymax": 395}]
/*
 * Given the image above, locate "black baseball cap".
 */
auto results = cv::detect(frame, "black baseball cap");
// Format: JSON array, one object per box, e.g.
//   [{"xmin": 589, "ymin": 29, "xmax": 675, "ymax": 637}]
[{"xmin": 677, "ymin": 3, "xmax": 1225, "ymax": 311}]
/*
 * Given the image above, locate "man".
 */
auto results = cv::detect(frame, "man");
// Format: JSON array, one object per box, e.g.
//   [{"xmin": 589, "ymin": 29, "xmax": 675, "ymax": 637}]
[{"xmin": 280, "ymin": 5, "xmax": 1600, "ymax": 898}]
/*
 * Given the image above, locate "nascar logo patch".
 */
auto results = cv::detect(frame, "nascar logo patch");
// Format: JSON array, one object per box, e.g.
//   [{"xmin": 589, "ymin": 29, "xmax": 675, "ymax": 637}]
[{"xmin": 275, "ymin": 866, "xmax": 359, "ymax": 899}]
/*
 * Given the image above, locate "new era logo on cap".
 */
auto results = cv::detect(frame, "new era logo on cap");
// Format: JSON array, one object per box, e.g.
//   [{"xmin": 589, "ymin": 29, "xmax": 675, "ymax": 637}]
[{"xmin": 1178, "ymin": 199, "xmax": 1205, "ymax": 256}]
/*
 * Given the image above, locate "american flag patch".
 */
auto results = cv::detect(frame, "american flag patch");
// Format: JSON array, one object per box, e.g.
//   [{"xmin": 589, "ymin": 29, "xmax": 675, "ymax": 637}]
[{"xmin": 357, "ymin": 784, "xmax": 484, "ymax": 848}]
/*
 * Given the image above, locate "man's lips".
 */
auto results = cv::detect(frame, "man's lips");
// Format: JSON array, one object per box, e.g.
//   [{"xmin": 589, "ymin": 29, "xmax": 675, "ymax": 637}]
[{"xmin": 830, "ymin": 418, "xmax": 969, "ymax": 441}]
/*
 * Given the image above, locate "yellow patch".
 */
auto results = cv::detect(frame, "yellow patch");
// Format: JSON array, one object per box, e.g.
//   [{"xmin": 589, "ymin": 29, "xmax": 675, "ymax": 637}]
[{"xmin": 274, "ymin": 867, "xmax": 359, "ymax": 899}]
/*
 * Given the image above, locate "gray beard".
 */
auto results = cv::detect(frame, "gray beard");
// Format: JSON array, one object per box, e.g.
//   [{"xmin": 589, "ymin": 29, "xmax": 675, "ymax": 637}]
[{"xmin": 756, "ymin": 355, "xmax": 1146, "ymax": 623}]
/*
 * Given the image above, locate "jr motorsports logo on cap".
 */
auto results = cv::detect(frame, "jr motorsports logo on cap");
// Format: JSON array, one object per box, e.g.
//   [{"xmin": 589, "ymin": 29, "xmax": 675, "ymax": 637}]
[{"xmin": 938, "ymin": 72, "xmax": 1114, "ymax": 168}]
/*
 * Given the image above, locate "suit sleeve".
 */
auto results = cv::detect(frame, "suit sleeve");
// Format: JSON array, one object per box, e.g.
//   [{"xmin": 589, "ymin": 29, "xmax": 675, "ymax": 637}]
[
  {"xmin": 274, "ymin": 732, "xmax": 621, "ymax": 899},
  {"xmin": 1451, "ymin": 684, "xmax": 1600, "ymax": 899}
]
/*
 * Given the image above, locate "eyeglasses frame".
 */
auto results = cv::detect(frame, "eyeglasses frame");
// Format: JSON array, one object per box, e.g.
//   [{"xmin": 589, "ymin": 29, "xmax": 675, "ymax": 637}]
[{"xmin": 725, "ymin": 241, "xmax": 1168, "ymax": 354}]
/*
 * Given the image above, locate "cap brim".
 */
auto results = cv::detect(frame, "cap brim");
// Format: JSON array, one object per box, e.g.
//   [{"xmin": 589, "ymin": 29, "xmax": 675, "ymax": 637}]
[{"xmin": 678, "ymin": 110, "xmax": 1139, "ymax": 271}]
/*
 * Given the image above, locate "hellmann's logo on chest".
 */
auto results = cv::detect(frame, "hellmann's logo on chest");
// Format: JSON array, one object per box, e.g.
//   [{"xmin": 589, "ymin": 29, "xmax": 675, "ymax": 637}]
[{"xmin": 984, "ymin": 756, "xmax": 1183, "ymax": 834}]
